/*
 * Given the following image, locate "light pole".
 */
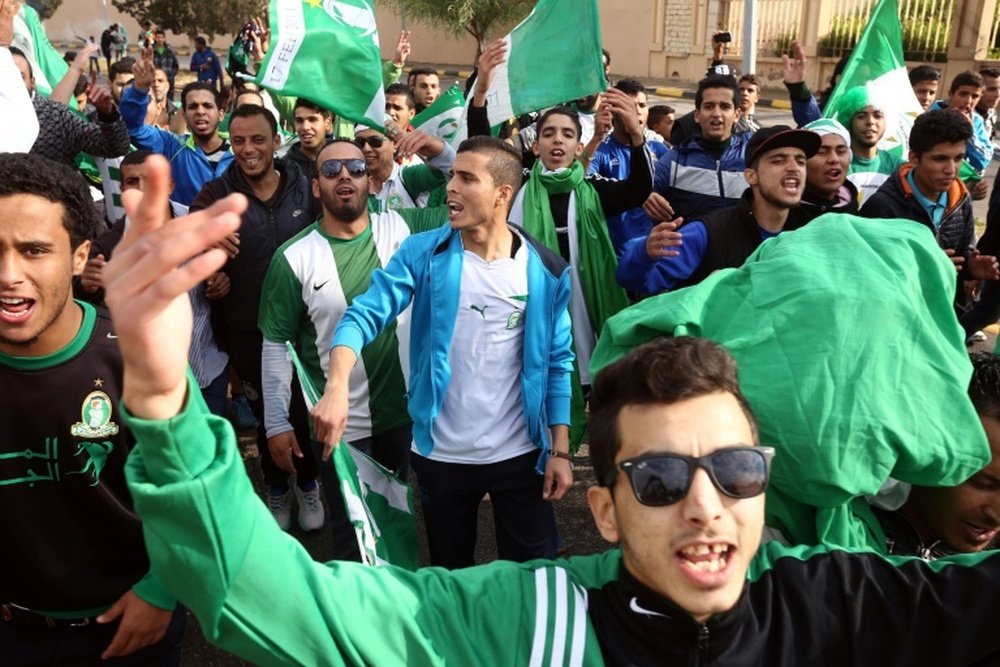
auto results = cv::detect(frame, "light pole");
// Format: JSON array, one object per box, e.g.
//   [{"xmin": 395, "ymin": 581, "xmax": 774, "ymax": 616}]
[{"xmin": 742, "ymin": 0, "xmax": 757, "ymax": 75}]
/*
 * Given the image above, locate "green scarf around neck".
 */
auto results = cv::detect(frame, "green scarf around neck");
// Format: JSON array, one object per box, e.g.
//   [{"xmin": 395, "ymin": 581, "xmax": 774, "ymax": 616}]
[{"xmin": 521, "ymin": 160, "xmax": 629, "ymax": 333}]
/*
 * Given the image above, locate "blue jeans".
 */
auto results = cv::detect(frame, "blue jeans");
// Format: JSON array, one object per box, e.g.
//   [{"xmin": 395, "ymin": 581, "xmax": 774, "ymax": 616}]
[{"xmin": 198, "ymin": 364, "xmax": 230, "ymax": 418}]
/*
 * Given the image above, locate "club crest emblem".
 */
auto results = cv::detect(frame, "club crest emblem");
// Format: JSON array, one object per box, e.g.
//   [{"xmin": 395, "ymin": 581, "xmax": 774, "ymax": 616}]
[{"xmin": 71, "ymin": 391, "xmax": 120, "ymax": 438}]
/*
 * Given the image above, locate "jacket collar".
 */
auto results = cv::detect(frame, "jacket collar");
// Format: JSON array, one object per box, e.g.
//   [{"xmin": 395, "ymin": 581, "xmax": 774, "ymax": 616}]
[{"xmin": 895, "ymin": 162, "xmax": 967, "ymax": 218}]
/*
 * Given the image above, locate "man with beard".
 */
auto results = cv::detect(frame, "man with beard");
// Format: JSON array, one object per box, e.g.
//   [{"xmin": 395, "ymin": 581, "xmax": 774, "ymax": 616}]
[
  {"xmin": 191, "ymin": 104, "xmax": 323, "ymax": 532},
  {"xmin": 617, "ymin": 126, "xmax": 820, "ymax": 295},
  {"xmin": 121, "ymin": 53, "xmax": 234, "ymax": 206},
  {"xmin": 259, "ymin": 139, "xmax": 441, "ymax": 559},
  {"xmin": 835, "ymin": 86, "xmax": 902, "ymax": 206}
]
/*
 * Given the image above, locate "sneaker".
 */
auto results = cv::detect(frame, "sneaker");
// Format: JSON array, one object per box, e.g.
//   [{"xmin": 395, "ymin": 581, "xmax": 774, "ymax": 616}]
[
  {"xmin": 266, "ymin": 488, "xmax": 293, "ymax": 531},
  {"xmin": 295, "ymin": 481, "xmax": 326, "ymax": 532},
  {"xmin": 231, "ymin": 394, "xmax": 258, "ymax": 430}
]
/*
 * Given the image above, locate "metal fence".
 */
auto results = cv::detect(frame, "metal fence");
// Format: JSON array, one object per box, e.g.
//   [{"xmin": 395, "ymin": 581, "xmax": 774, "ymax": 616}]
[{"xmin": 722, "ymin": 0, "xmax": 954, "ymax": 62}]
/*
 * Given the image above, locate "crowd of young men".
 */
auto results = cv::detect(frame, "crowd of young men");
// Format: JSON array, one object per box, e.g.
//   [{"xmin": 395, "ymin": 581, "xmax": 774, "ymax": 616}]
[{"xmin": 2, "ymin": 3, "xmax": 1000, "ymax": 663}]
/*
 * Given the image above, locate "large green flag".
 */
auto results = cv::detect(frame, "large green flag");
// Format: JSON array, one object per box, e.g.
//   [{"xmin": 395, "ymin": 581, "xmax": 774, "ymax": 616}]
[
  {"xmin": 822, "ymin": 0, "xmax": 921, "ymax": 158},
  {"xmin": 256, "ymin": 0, "xmax": 386, "ymax": 129},
  {"xmin": 479, "ymin": 0, "xmax": 605, "ymax": 127},
  {"xmin": 591, "ymin": 215, "xmax": 989, "ymax": 552},
  {"xmin": 12, "ymin": 4, "xmax": 69, "ymax": 98},
  {"xmin": 287, "ymin": 343, "xmax": 419, "ymax": 569}
]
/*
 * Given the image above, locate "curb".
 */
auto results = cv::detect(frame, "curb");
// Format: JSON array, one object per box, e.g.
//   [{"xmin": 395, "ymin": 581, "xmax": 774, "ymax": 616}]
[{"xmin": 646, "ymin": 85, "xmax": 792, "ymax": 110}]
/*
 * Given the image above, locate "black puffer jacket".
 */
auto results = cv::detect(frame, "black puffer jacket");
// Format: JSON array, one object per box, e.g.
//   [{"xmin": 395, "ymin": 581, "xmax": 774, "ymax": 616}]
[
  {"xmin": 192, "ymin": 158, "xmax": 319, "ymax": 335},
  {"xmin": 861, "ymin": 164, "xmax": 974, "ymax": 277}
]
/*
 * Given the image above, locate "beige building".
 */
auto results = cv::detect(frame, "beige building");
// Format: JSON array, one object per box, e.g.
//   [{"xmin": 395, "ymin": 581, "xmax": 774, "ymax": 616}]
[{"xmin": 43, "ymin": 0, "xmax": 1000, "ymax": 91}]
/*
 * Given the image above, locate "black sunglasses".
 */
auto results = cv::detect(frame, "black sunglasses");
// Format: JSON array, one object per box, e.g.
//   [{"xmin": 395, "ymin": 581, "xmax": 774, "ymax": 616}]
[
  {"xmin": 319, "ymin": 158, "xmax": 368, "ymax": 178},
  {"xmin": 355, "ymin": 136, "xmax": 386, "ymax": 149},
  {"xmin": 605, "ymin": 447, "xmax": 774, "ymax": 507}
]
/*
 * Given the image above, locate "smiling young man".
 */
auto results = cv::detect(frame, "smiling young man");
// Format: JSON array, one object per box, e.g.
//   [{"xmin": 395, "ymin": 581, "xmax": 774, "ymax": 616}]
[
  {"xmin": 121, "ymin": 53, "xmax": 234, "ymax": 206},
  {"xmin": 191, "ymin": 104, "xmax": 324, "ymax": 532},
  {"xmin": 617, "ymin": 126, "xmax": 820, "ymax": 295},
  {"xmin": 355, "ymin": 125, "xmax": 454, "ymax": 212},
  {"xmin": 0, "ymin": 153, "xmax": 183, "ymax": 664},
  {"xmin": 836, "ymin": 86, "xmax": 902, "ymax": 206},
  {"xmin": 310, "ymin": 136, "xmax": 574, "ymax": 568},
  {"xmin": 862, "ymin": 108, "xmax": 1000, "ymax": 287},
  {"xmin": 873, "ymin": 351, "xmax": 1000, "ymax": 558}
]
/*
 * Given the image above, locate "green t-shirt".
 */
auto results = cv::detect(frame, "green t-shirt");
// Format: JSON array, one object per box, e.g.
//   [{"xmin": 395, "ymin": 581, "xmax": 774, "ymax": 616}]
[{"xmin": 848, "ymin": 150, "xmax": 903, "ymax": 206}]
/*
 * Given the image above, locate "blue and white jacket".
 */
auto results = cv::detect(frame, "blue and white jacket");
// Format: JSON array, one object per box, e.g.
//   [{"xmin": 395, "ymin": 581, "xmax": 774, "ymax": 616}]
[
  {"xmin": 120, "ymin": 85, "xmax": 234, "ymax": 206},
  {"xmin": 332, "ymin": 224, "xmax": 574, "ymax": 473},
  {"xmin": 652, "ymin": 132, "xmax": 752, "ymax": 222}
]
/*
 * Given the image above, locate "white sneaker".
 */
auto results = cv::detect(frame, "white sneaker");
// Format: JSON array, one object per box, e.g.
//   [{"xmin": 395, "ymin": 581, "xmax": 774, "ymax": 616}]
[
  {"xmin": 266, "ymin": 488, "xmax": 292, "ymax": 531},
  {"xmin": 295, "ymin": 483, "xmax": 326, "ymax": 532}
]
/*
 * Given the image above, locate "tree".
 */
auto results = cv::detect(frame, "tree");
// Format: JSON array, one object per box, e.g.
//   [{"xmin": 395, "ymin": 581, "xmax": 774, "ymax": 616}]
[
  {"xmin": 112, "ymin": 0, "xmax": 267, "ymax": 40},
  {"xmin": 25, "ymin": 0, "xmax": 63, "ymax": 20},
  {"xmin": 376, "ymin": 0, "xmax": 537, "ymax": 57}
]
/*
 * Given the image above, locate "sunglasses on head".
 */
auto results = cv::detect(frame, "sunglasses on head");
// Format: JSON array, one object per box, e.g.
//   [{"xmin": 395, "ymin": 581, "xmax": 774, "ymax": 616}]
[
  {"xmin": 319, "ymin": 158, "xmax": 368, "ymax": 178},
  {"xmin": 355, "ymin": 136, "xmax": 386, "ymax": 149},
  {"xmin": 605, "ymin": 446, "xmax": 774, "ymax": 507}
]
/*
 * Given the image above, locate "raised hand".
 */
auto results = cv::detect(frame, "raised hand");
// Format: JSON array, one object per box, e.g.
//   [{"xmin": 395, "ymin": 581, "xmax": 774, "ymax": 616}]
[
  {"xmin": 782, "ymin": 40, "xmax": 807, "ymax": 85},
  {"xmin": 393, "ymin": 29, "xmax": 411, "ymax": 67},
  {"xmin": 103, "ymin": 155, "xmax": 246, "ymax": 420},
  {"xmin": 473, "ymin": 38, "xmax": 507, "ymax": 105},
  {"xmin": 602, "ymin": 87, "xmax": 643, "ymax": 145}
]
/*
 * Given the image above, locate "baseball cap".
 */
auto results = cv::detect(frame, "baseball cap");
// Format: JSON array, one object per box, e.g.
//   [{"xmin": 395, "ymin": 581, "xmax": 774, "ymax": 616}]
[{"xmin": 745, "ymin": 125, "xmax": 822, "ymax": 167}]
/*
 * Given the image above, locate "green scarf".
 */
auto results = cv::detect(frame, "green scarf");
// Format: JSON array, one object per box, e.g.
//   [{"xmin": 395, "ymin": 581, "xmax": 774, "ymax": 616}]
[
  {"xmin": 521, "ymin": 160, "xmax": 629, "ymax": 332},
  {"xmin": 521, "ymin": 160, "xmax": 629, "ymax": 449}
]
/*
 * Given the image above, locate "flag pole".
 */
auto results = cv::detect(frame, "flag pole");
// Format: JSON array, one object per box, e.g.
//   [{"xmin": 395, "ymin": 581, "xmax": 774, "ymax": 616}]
[{"xmin": 742, "ymin": 0, "xmax": 757, "ymax": 75}]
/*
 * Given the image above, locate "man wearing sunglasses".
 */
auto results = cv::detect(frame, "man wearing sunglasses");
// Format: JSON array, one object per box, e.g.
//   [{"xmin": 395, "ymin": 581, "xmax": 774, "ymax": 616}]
[
  {"xmin": 107, "ymin": 201, "xmax": 1000, "ymax": 667},
  {"xmin": 259, "ymin": 139, "xmax": 444, "ymax": 559},
  {"xmin": 355, "ymin": 126, "xmax": 455, "ymax": 212}
]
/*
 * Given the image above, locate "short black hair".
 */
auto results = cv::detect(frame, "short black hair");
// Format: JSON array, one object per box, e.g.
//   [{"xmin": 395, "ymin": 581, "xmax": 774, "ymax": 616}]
[
  {"xmin": 9, "ymin": 46, "xmax": 32, "ymax": 79},
  {"xmin": 230, "ymin": 104, "xmax": 277, "ymax": 137},
  {"xmin": 909, "ymin": 65, "xmax": 941, "ymax": 85},
  {"xmin": 294, "ymin": 97, "xmax": 331, "ymax": 117},
  {"xmin": 456, "ymin": 136, "xmax": 523, "ymax": 194},
  {"xmin": 181, "ymin": 81, "xmax": 222, "ymax": 108},
  {"xmin": 194, "ymin": 36, "xmax": 207, "ymax": 46},
  {"xmin": 154, "ymin": 28, "xmax": 166, "ymax": 37},
  {"xmin": 969, "ymin": 352, "xmax": 1000, "ymax": 419},
  {"xmin": 613, "ymin": 77, "xmax": 646, "ymax": 98},
  {"xmin": 536, "ymin": 106, "xmax": 582, "ymax": 141},
  {"xmin": 738, "ymin": 73, "xmax": 762, "ymax": 89},
  {"xmin": 695, "ymin": 75, "xmax": 740, "ymax": 109},
  {"xmin": 909, "ymin": 108, "xmax": 973, "ymax": 155},
  {"xmin": 385, "ymin": 83, "xmax": 416, "ymax": 109},
  {"xmin": 950, "ymin": 70, "xmax": 984, "ymax": 94},
  {"xmin": 409, "ymin": 66, "xmax": 438, "ymax": 79},
  {"xmin": 980, "ymin": 67, "xmax": 1000, "ymax": 80},
  {"xmin": 315, "ymin": 138, "xmax": 366, "ymax": 169},
  {"xmin": 109, "ymin": 57, "xmax": 136, "ymax": 81},
  {"xmin": 121, "ymin": 149, "xmax": 155, "ymax": 169},
  {"xmin": 589, "ymin": 337, "xmax": 759, "ymax": 487},
  {"xmin": 0, "ymin": 153, "xmax": 96, "ymax": 248},
  {"xmin": 648, "ymin": 104, "xmax": 675, "ymax": 126}
]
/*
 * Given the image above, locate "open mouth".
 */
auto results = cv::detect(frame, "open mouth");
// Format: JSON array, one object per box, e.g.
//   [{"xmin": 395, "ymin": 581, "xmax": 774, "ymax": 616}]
[
  {"xmin": 550, "ymin": 148, "xmax": 566, "ymax": 160},
  {"xmin": 335, "ymin": 185, "xmax": 356, "ymax": 199},
  {"xmin": 447, "ymin": 200, "xmax": 464, "ymax": 219},
  {"xmin": 963, "ymin": 521, "xmax": 999, "ymax": 545},
  {"xmin": 782, "ymin": 176, "xmax": 801, "ymax": 193},
  {"xmin": 677, "ymin": 543, "xmax": 733, "ymax": 574},
  {"xmin": 0, "ymin": 297, "xmax": 34, "ymax": 323}
]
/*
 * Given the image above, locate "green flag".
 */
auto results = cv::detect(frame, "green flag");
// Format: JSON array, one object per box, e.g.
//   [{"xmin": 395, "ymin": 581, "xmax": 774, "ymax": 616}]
[
  {"xmin": 286, "ymin": 343, "xmax": 419, "ymax": 569},
  {"xmin": 822, "ymin": 0, "xmax": 921, "ymax": 158},
  {"xmin": 12, "ymin": 4, "xmax": 69, "ymax": 98},
  {"xmin": 591, "ymin": 215, "xmax": 989, "ymax": 552},
  {"xmin": 479, "ymin": 0, "xmax": 606, "ymax": 127},
  {"xmin": 411, "ymin": 83, "xmax": 465, "ymax": 144},
  {"xmin": 256, "ymin": 0, "xmax": 386, "ymax": 129}
]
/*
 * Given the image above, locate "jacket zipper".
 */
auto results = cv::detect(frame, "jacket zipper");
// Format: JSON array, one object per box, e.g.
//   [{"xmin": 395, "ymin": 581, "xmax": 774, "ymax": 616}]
[
  {"xmin": 698, "ymin": 623, "xmax": 709, "ymax": 664},
  {"xmin": 716, "ymin": 159, "xmax": 724, "ymax": 201}
]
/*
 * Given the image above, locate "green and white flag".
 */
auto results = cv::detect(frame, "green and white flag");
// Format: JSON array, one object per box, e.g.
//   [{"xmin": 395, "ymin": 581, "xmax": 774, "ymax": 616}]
[
  {"xmin": 479, "ymin": 0, "xmax": 606, "ymax": 127},
  {"xmin": 256, "ymin": 0, "xmax": 386, "ymax": 130},
  {"xmin": 822, "ymin": 0, "xmax": 921, "ymax": 158},
  {"xmin": 12, "ymin": 4, "xmax": 69, "ymax": 98},
  {"xmin": 412, "ymin": 83, "xmax": 465, "ymax": 144},
  {"xmin": 286, "ymin": 343, "xmax": 419, "ymax": 570}
]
